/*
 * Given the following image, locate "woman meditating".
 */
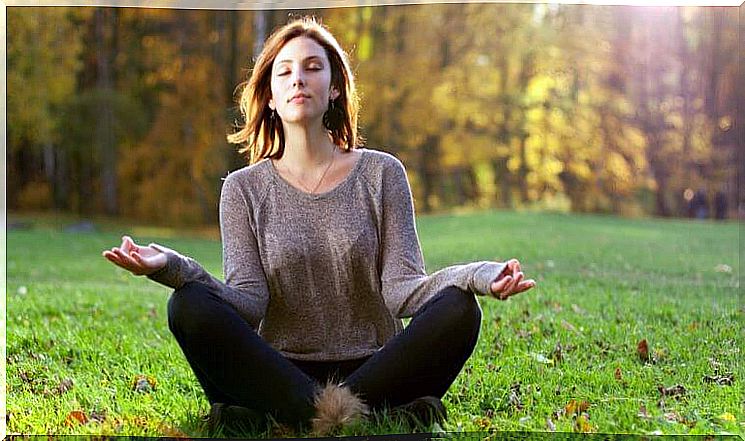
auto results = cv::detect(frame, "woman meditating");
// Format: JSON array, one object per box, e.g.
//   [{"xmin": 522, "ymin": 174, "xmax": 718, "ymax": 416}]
[{"xmin": 103, "ymin": 17, "xmax": 536, "ymax": 435}]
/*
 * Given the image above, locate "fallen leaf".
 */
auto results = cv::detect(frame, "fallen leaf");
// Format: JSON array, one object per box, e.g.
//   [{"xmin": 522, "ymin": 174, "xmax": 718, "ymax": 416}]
[
  {"xmin": 718, "ymin": 412, "xmax": 736, "ymax": 423},
  {"xmin": 560, "ymin": 320, "xmax": 578, "ymax": 333},
  {"xmin": 159, "ymin": 423, "xmax": 189, "ymax": 437},
  {"xmin": 532, "ymin": 352, "xmax": 553, "ymax": 365},
  {"xmin": 664, "ymin": 411, "xmax": 680, "ymax": 422},
  {"xmin": 550, "ymin": 342, "xmax": 564, "ymax": 364},
  {"xmin": 546, "ymin": 418, "xmax": 556, "ymax": 432},
  {"xmin": 474, "ymin": 416, "xmax": 491, "ymax": 430},
  {"xmin": 518, "ymin": 416, "xmax": 531, "ymax": 424},
  {"xmin": 614, "ymin": 367, "xmax": 623, "ymax": 381},
  {"xmin": 571, "ymin": 304, "xmax": 585, "ymax": 315},
  {"xmin": 132, "ymin": 374, "xmax": 157, "ymax": 393},
  {"xmin": 703, "ymin": 373, "xmax": 735, "ymax": 386},
  {"xmin": 90, "ymin": 409, "xmax": 107, "ymax": 423},
  {"xmin": 563, "ymin": 399, "xmax": 591, "ymax": 418},
  {"xmin": 714, "ymin": 264, "xmax": 732, "ymax": 273},
  {"xmin": 637, "ymin": 339, "xmax": 650, "ymax": 363},
  {"xmin": 658, "ymin": 384, "xmax": 686, "ymax": 399},
  {"xmin": 58, "ymin": 378, "xmax": 74, "ymax": 394},
  {"xmin": 595, "ymin": 339, "xmax": 612, "ymax": 355},
  {"xmin": 575, "ymin": 413, "xmax": 594, "ymax": 433},
  {"xmin": 19, "ymin": 371, "xmax": 33, "ymax": 383},
  {"xmin": 508, "ymin": 382, "xmax": 523, "ymax": 411},
  {"xmin": 64, "ymin": 410, "xmax": 89, "ymax": 427},
  {"xmin": 637, "ymin": 404, "xmax": 650, "ymax": 419}
]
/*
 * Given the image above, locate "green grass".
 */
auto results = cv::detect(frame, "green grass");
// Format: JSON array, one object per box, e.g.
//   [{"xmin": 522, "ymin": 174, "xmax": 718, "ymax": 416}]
[{"xmin": 6, "ymin": 210, "xmax": 743, "ymax": 438}]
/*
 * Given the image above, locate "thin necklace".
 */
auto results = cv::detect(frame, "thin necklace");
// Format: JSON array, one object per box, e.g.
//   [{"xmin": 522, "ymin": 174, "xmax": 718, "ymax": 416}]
[{"xmin": 283, "ymin": 145, "xmax": 336, "ymax": 194}]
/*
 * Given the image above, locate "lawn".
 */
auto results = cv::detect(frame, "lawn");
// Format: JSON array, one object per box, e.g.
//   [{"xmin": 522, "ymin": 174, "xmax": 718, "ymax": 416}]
[{"xmin": 5, "ymin": 210, "xmax": 743, "ymax": 438}]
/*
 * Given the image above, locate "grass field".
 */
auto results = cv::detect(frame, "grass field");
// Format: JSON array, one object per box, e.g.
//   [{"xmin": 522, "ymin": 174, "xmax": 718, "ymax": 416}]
[{"xmin": 5, "ymin": 210, "xmax": 743, "ymax": 438}]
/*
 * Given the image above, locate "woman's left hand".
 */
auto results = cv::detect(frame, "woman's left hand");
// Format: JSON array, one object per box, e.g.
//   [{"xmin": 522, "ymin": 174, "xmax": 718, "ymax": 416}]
[{"xmin": 490, "ymin": 258, "xmax": 536, "ymax": 300}]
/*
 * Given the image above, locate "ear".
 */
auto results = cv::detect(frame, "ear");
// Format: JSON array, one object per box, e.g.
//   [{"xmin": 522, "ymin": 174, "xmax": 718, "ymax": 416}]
[
  {"xmin": 268, "ymin": 97, "xmax": 276, "ymax": 110},
  {"xmin": 329, "ymin": 87, "xmax": 340, "ymax": 101}
]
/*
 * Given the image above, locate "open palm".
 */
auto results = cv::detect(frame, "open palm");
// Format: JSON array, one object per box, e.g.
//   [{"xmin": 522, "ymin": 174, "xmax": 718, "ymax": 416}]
[{"xmin": 102, "ymin": 235, "xmax": 166, "ymax": 276}]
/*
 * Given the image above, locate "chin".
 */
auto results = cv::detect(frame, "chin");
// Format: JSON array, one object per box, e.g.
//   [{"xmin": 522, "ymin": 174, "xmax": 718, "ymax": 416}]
[{"xmin": 280, "ymin": 110, "xmax": 322, "ymax": 125}]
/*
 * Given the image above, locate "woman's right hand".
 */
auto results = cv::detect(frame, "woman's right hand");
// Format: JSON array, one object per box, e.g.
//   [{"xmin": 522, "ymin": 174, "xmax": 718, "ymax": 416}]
[{"xmin": 102, "ymin": 235, "xmax": 167, "ymax": 276}]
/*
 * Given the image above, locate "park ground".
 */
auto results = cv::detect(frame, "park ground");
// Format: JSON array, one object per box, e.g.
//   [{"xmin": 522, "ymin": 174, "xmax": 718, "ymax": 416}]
[{"xmin": 5, "ymin": 210, "xmax": 743, "ymax": 438}]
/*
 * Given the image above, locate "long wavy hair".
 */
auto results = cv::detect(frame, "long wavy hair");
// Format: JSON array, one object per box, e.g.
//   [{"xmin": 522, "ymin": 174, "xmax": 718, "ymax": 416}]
[{"xmin": 227, "ymin": 17, "xmax": 361, "ymax": 164}]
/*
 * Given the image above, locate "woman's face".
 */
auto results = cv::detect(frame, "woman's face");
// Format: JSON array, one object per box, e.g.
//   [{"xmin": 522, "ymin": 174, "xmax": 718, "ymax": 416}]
[{"xmin": 269, "ymin": 36, "xmax": 339, "ymax": 126}]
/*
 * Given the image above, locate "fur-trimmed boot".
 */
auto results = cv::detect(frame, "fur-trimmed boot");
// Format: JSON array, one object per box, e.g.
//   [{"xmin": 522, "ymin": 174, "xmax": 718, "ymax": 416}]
[{"xmin": 311, "ymin": 382, "xmax": 369, "ymax": 435}]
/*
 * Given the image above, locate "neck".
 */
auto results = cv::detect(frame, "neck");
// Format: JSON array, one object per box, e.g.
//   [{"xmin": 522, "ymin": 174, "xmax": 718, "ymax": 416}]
[{"xmin": 279, "ymin": 121, "xmax": 336, "ymax": 169}]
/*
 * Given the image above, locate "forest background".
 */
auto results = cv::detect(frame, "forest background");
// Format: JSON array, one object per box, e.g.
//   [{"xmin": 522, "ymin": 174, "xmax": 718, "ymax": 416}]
[{"xmin": 7, "ymin": 4, "xmax": 742, "ymax": 225}]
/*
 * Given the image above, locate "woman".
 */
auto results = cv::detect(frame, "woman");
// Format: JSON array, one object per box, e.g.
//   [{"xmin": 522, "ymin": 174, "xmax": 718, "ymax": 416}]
[{"xmin": 103, "ymin": 17, "xmax": 536, "ymax": 435}]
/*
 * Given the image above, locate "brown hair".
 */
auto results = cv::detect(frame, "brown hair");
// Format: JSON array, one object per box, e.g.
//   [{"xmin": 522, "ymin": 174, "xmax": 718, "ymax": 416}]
[{"xmin": 227, "ymin": 17, "xmax": 361, "ymax": 164}]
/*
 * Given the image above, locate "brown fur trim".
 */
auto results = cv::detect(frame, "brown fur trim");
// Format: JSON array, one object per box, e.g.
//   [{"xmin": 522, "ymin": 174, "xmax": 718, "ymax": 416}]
[{"xmin": 311, "ymin": 382, "xmax": 369, "ymax": 435}]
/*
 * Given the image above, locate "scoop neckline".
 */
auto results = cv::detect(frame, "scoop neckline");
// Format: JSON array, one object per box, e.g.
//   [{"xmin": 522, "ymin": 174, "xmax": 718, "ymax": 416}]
[{"xmin": 267, "ymin": 148, "xmax": 368, "ymax": 200}]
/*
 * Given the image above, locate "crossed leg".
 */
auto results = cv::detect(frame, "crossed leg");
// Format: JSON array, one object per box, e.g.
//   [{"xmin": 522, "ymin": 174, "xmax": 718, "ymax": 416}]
[{"xmin": 167, "ymin": 282, "xmax": 482, "ymax": 427}]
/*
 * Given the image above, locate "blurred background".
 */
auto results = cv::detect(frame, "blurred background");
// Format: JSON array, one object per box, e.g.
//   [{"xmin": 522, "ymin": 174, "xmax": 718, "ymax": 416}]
[{"xmin": 7, "ymin": 4, "xmax": 741, "ymax": 226}]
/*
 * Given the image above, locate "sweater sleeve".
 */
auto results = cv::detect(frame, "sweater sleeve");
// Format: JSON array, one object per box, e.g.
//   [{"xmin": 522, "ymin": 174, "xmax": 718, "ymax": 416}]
[
  {"xmin": 379, "ymin": 157, "xmax": 507, "ymax": 318},
  {"xmin": 146, "ymin": 173, "xmax": 270, "ymax": 329}
]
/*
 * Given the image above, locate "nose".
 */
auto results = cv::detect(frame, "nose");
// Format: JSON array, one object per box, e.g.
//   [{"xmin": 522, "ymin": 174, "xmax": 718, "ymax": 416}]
[{"xmin": 291, "ymin": 68, "xmax": 305, "ymax": 87}]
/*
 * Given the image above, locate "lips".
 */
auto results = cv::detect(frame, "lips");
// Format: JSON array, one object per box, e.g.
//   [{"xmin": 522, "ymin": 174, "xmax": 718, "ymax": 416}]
[{"xmin": 289, "ymin": 92, "xmax": 310, "ymax": 103}]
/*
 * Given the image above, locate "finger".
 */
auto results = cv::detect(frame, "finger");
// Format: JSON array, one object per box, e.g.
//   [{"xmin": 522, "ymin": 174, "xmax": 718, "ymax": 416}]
[
  {"xmin": 131, "ymin": 251, "xmax": 153, "ymax": 269},
  {"xmin": 509, "ymin": 259, "xmax": 522, "ymax": 275},
  {"xmin": 114, "ymin": 247, "xmax": 142, "ymax": 269},
  {"xmin": 514, "ymin": 279, "xmax": 536, "ymax": 293},
  {"xmin": 104, "ymin": 251, "xmax": 134, "ymax": 271},
  {"xmin": 103, "ymin": 250, "xmax": 122, "ymax": 264},
  {"xmin": 490, "ymin": 275, "xmax": 512, "ymax": 295},
  {"xmin": 123, "ymin": 235, "xmax": 139, "ymax": 253},
  {"xmin": 503, "ymin": 271, "xmax": 523, "ymax": 296},
  {"xmin": 503, "ymin": 280, "xmax": 537, "ymax": 298}
]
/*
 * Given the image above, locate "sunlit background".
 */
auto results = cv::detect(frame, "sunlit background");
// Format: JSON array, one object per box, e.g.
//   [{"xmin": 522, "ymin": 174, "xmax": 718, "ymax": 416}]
[{"xmin": 7, "ymin": 3, "xmax": 741, "ymax": 224}]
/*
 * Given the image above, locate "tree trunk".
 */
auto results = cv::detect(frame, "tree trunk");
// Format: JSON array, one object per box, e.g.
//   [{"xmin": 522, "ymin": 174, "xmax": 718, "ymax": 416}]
[{"xmin": 95, "ymin": 7, "xmax": 118, "ymax": 215}]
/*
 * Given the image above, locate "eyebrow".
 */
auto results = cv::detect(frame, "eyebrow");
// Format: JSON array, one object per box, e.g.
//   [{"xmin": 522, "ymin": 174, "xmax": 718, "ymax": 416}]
[{"xmin": 276, "ymin": 55, "xmax": 325, "ymax": 65}]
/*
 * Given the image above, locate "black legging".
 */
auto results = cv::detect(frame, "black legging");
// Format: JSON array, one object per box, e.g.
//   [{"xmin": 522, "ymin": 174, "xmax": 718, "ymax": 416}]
[{"xmin": 167, "ymin": 281, "xmax": 482, "ymax": 427}]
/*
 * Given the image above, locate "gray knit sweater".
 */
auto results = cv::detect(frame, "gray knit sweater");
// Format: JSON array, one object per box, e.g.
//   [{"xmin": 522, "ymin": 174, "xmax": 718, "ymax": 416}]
[{"xmin": 148, "ymin": 148, "xmax": 506, "ymax": 361}]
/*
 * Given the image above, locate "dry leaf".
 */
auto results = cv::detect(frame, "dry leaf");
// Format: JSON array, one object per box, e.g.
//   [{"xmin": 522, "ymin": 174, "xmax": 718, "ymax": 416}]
[
  {"xmin": 658, "ymin": 384, "xmax": 686, "ymax": 399},
  {"xmin": 132, "ymin": 374, "xmax": 157, "ymax": 393},
  {"xmin": 546, "ymin": 418, "xmax": 556, "ymax": 432},
  {"xmin": 89, "ymin": 409, "xmax": 107, "ymax": 423},
  {"xmin": 714, "ymin": 264, "xmax": 732, "ymax": 273},
  {"xmin": 637, "ymin": 339, "xmax": 650, "ymax": 363},
  {"xmin": 64, "ymin": 410, "xmax": 89, "ymax": 427},
  {"xmin": 508, "ymin": 382, "xmax": 523, "ymax": 411},
  {"xmin": 637, "ymin": 404, "xmax": 650, "ymax": 419},
  {"xmin": 574, "ymin": 413, "xmax": 594, "ymax": 433},
  {"xmin": 550, "ymin": 342, "xmax": 564, "ymax": 363},
  {"xmin": 474, "ymin": 416, "xmax": 492, "ymax": 430},
  {"xmin": 159, "ymin": 423, "xmax": 189, "ymax": 437},
  {"xmin": 561, "ymin": 320, "xmax": 578, "ymax": 333},
  {"xmin": 564, "ymin": 399, "xmax": 577, "ymax": 415},
  {"xmin": 58, "ymin": 378, "xmax": 74, "ymax": 394},
  {"xmin": 718, "ymin": 412, "xmax": 736, "ymax": 423},
  {"xmin": 571, "ymin": 304, "xmax": 585, "ymax": 315},
  {"xmin": 614, "ymin": 367, "xmax": 623, "ymax": 381},
  {"xmin": 664, "ymin": 411, "xmax": 680, "ymax": 422},
  {"xmin": 703, "ymin": 373, "xmax": 734, "ymax": 386},
  {"xmin": 563, "ymin": 399, "xmax": 591, "ymax": 419}
]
